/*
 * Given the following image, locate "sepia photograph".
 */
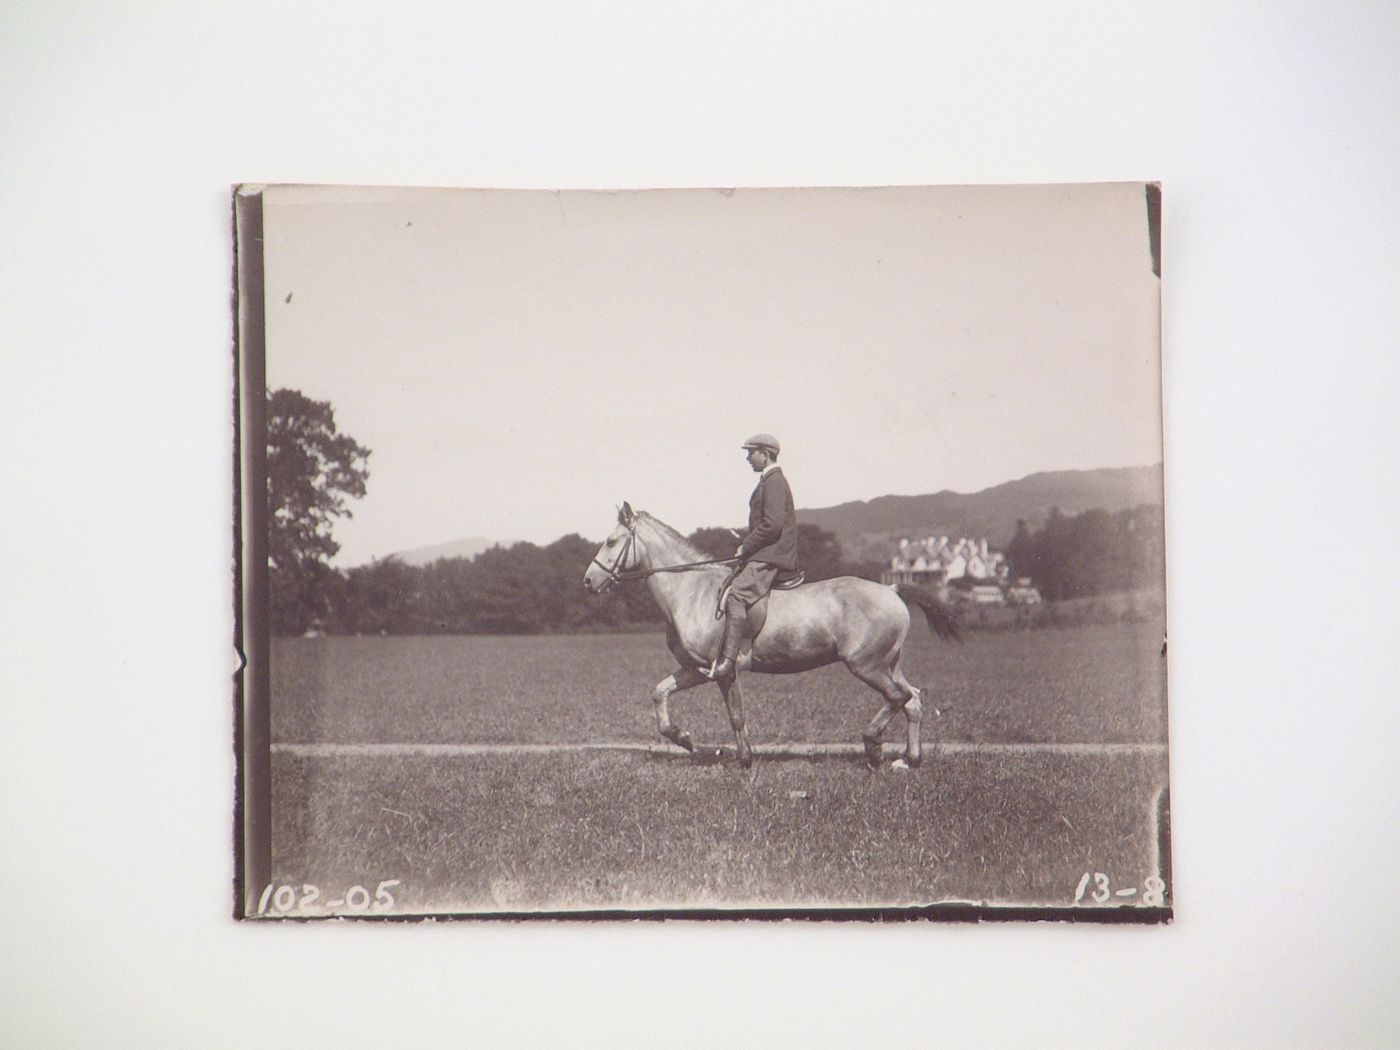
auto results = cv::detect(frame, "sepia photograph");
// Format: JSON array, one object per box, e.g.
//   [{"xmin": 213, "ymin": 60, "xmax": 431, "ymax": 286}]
[
  {"xmin": 235, "ymin": 181, "xmax": 1169, "ymax": 919},
  {"xmin": 13, "ymin": 0, "xmax": 1400, "ymax": 1042}
]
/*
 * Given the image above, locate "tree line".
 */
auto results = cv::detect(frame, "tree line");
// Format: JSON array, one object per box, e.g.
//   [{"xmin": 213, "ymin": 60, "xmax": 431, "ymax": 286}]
[
  {"xmin": 264, "ymin": 387, "xmax": 885, "ymax": 635},
  {"xmin": 276, "ymin": 525, "xmax": 883, "ymax": 636},
  {"xmin": 1004, "ymin": 504, "xmax": 1165, "ymax": 601},
  {"xmin": 263, "ymin": 387, "xmax": 1165, "ymax": 636}
]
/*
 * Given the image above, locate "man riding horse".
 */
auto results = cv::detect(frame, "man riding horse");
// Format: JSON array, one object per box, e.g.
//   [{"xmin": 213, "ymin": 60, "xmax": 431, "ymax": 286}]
[
  {"xmin": 705, "ymin": 433, "xmax": 800, "ymax": 681},
  {"xmin": 584, "ymin": 462, "xmax": 961, "ymax": 767}
]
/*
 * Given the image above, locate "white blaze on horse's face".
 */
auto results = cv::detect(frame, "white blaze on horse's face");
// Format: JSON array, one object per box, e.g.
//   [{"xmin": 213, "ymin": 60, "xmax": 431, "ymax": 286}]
[{"xmin": 583, "ymin": 521, "xmax": 634, "ymax": 594}]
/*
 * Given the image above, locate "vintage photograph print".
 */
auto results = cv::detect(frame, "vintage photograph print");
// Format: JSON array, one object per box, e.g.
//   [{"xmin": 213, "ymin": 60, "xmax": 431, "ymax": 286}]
[{"xmin": 235, "ymin": 183, "xmax": 1169, "ymax": 920}]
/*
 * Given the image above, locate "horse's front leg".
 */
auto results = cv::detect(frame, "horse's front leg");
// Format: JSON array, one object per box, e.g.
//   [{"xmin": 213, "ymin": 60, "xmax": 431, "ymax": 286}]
[
  {"xmin": 899, "ymin": 687, "xmax": 924, "ymax": 769},
  {"xmin": 718, "ymin": 676, "xmax": 753, "ymax": 768},
  {"xmin": 652, "ymin": 666, "xmax": 708, "ymax": 753}
]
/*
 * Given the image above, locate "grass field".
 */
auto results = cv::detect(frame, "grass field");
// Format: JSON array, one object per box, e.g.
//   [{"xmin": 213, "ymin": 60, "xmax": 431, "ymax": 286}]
[{"xmin": 265, "ymin": 622, "xmax": 1170, "ymax": 916}]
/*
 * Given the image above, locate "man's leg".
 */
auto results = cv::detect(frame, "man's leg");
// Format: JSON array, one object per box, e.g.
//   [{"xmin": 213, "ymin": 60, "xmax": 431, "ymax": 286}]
[
  {"xmin": 709, "ymin": 593, "xmax": 749, "ymax": 680},
  {"xmin": 707, "ymin": 561, "xmax": 776, "ymax": 679}
]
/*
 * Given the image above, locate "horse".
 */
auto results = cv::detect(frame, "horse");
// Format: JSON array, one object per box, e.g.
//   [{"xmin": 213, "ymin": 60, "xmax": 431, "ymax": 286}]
[{"xmin": 582, "ymin": 502, "xmax": 963, "ymax": 769}]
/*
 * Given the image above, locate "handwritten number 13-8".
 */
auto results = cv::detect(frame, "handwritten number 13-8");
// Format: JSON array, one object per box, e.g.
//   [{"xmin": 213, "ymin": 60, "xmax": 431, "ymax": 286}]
[{"xmin": 1074, "ymin": 872, "xmax": 1165, "ymax": 907}]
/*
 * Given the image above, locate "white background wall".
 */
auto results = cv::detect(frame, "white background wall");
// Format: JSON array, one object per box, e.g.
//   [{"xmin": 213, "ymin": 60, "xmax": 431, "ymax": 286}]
[{"xmin": 3, "ymin": 3, "xmax": 1397, "ymax": 1047}]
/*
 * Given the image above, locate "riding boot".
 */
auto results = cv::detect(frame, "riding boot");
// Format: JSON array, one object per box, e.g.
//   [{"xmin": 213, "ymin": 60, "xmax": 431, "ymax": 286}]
[{"xmin": 709, "ymin": 599, "xmax": 748, "ymax": 680}]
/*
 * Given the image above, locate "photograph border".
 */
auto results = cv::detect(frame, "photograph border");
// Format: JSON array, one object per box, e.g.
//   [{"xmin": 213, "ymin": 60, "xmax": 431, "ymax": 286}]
[
  {"xmin": 234, "ymin": 187, "xmax": 270, "ymax": 917},
  {"xmin": 234, "ymin": 182, "xmax": 1171, "ymax": 924}
]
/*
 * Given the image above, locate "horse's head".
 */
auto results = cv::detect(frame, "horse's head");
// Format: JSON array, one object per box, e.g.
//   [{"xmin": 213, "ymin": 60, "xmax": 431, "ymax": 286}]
[{"xmin": 582, "ymin": 501, "xmax": 641, "ymax": 594}]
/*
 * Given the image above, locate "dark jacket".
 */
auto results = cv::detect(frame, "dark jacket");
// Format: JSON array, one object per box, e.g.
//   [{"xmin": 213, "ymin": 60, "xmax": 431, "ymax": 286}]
[{"xmin": 739, "ymin": 467, "xmax": 799, "ymax": 570}]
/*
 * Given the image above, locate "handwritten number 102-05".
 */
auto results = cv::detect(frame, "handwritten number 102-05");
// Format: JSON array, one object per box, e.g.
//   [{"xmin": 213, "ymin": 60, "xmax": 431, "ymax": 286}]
[{"xmin": 256, "ymin": 880, "xmax": 402, "ymax": 914}]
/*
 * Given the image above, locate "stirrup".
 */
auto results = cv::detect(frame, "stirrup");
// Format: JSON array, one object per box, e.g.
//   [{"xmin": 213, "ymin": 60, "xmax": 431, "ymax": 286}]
[{"xmin": 702, "ymin": 657, "xmax": 737, "ymax": 680}]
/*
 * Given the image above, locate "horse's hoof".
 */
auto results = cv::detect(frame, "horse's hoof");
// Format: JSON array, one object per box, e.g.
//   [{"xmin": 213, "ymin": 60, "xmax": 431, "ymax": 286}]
[
  {"xmin": 738, "ymin": 753, "xmax": 753, "ymax": 769},
  {"xmin": 863, "ymin": 737, "xmax": 883, "ymax": 768},
  {"xmin": 905, "ymin": 754, "xmax": 922, "ymax": 769}
]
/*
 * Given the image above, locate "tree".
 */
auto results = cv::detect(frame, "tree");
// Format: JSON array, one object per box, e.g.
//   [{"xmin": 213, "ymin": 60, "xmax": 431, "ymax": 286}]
[
  {"xmin": 687, "ymin": 526, "xmax": 741, "ymax": 560},
  {"xmin": 690, "ymin": 522, "xmax": 858, "ymax": 582},
  {"xmin": 266, "ymin": 388, "xmax": 370, "ymax": 634},
  {"xmin": 796, "ymin": 523, "xmax": 845, "ymax": 581},
  {"xmin": 336, "ymin": 556, "xmax": 419, "ymax": 635},
  {"xmin": 1006, "ymin": 518, "xmax": 1036, "ymax": 580},
  {"xmin": 1002, "ymin": 504, "xmax": 1165, "ymax": 601}
]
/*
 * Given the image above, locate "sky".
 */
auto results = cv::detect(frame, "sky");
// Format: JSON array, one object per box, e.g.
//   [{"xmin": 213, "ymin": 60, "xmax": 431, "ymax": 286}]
[{"xmin": 262, "ymin": 182, "xmax": 1162, "ymax": 566}]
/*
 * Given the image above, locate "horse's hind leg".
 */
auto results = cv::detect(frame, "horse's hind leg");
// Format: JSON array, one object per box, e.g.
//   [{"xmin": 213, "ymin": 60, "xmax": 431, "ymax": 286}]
[
  {"xmin": 860, "ymin": 699, "xmax": 900, "ymax": 768},
  {"xmin": 718, "ymin": 676, "xmax": 753, "ymax": 768},
  {"xmin": 851, "ymin": 659, "xmax": 919, "ymax": 769},
  {"xmin": 652, "ymin": 666, "xmax": 707, "ymax": 753},
  {"xmin": 894, "ymin": 670, "xmax": 925, "ymax": 769}
]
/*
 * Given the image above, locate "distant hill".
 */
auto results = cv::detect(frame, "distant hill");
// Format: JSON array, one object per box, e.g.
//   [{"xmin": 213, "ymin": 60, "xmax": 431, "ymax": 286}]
[
  {"xmin": 380, "ymin": 464, "xmax": 1162, "ymax": 569},
  {"xmin": 391, "ymin": 536, "xmax": 497, "ymax": 566},
  {"xmin": 801, "ymin": 464, "xmax": 1164, "ymax": 562}
]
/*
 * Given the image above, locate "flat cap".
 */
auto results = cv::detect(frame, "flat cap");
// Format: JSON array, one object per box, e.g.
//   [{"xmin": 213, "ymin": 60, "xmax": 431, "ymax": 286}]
[{"xmin": 741, "ymin": 433, "xmax": 781, "ymax": 454}]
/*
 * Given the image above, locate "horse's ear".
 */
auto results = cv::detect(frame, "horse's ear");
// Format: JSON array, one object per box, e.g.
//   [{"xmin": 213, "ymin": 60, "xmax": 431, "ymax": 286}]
[{"xmin": 618, "ymin": 501, "xmax": 635, "ymax": 525}]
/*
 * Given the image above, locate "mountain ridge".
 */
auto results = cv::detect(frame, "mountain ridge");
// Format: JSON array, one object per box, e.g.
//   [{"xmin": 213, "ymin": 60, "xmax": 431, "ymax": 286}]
[
  {"xmin": 390, "ymin": 535, "xmax": 497, "ymax": 567},
  {"xmin": 799, "ymin": 464, "xmax": 1163, "ymax": 562},
  {"xmin": 386, "ymin": 464, "xmax": 1164, "ymax": 568}
]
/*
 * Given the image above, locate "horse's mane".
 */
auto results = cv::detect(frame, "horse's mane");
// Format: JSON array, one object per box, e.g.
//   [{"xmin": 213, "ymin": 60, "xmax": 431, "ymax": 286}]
[{"xmin": 636, "ymin": 512, "xmax": 713, "ymax": 564}]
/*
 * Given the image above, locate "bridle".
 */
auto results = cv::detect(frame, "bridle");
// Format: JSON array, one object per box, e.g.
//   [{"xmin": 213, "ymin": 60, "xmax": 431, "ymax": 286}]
[
  {"xmin": 590, "ymin": 520, "xmax": 642, "ymax": 589},
  {"xmin": 590, "ymin": 518, "xmax": 739, "ymax": 591}
]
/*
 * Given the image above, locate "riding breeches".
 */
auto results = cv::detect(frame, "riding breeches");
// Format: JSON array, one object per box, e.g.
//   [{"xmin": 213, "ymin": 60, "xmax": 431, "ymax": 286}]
[{"xmin": 727, "ymin": 560, "xmax": 779, "ymax": 608}]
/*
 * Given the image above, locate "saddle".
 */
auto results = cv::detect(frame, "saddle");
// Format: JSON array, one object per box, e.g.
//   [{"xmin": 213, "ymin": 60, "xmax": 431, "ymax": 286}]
[{"xmin": 714, "ymin": 567, "xmax": 806, "ymax": 646}]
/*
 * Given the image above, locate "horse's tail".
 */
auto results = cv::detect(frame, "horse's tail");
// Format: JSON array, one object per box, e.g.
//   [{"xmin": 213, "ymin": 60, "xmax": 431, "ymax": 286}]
[{"xmin": 894, "ymin": 583, "xmax": 965, "ymax": 643}]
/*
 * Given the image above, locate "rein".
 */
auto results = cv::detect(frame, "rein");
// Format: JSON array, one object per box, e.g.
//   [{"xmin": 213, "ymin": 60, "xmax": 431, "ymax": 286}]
[
  {"xmin": 591, "ymin": 522, "xmax": 739, "ymax": 586},
  {"xmin": 615, "ymin": 557, "xmax": 739, "ymax": 581}
]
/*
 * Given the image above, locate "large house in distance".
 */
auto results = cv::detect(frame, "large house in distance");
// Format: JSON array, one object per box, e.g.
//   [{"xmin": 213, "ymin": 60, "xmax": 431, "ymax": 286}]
[
  {"xmin": 881, "ymin": 535, "xmax": 1042, "ymax": 605},
  {"xmin": 882, "ymin": 535, "xmax": 1008, "ymax": 587}
]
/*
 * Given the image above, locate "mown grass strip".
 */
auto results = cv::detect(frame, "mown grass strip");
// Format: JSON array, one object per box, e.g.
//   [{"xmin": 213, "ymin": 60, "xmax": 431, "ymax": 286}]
[{"xmin": 271, "ymin": 740, "xmax": 1167, "ymax": 758}]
